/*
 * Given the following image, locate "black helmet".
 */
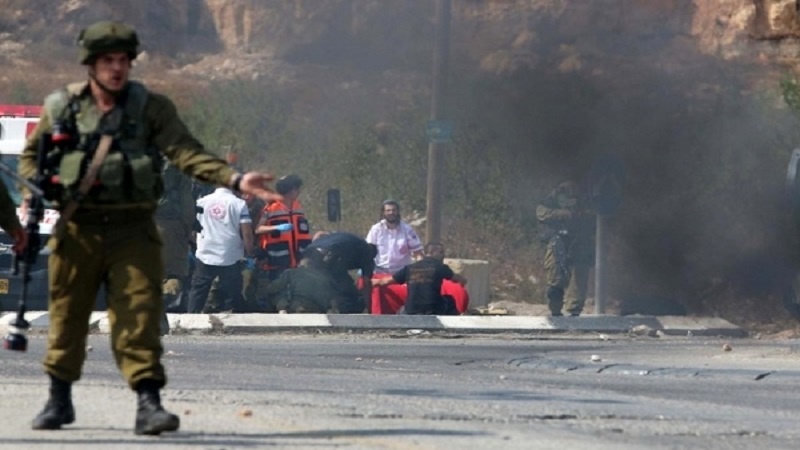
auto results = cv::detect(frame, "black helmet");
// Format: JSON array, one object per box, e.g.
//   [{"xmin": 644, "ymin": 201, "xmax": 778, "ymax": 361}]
[
  {"xmin": 77, "ymin": 21, "xmax": 139, "ymax": 65},
  {"xmin": 276, "ymin": 174, "xmax": 303, "ymax": 195}
]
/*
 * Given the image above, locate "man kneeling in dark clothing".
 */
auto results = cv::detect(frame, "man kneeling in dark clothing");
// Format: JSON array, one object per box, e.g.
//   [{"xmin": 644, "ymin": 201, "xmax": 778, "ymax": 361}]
[
  {"xmin": 375, "ymin": 242, "xmax": 467, "ymax": 315},
  {"xmin": 269, "ymin": 232, "xmax": 377, "ymax": 313},
  {"xmin": 267, "ymin": 265, "xmax": 340, "ymax": 313}
]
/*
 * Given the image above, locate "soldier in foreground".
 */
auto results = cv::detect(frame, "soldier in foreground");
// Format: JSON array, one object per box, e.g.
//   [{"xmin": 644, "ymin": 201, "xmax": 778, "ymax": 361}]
[{"xmin": 19, "ymin": 21, "xmax": 281, "ymax": 435}]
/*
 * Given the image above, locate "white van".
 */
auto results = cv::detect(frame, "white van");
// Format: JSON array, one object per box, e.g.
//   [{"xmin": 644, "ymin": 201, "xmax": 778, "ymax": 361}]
[{"xmin": 0, "ymin": 105, "xmax": 58, "ymax": 311}]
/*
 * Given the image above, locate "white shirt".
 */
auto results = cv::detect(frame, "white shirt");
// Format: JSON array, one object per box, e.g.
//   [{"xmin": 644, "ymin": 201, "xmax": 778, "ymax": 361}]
[
  {"xmin": 195, "ymin": 188, "xmax": 251, "ymax": 266},
  {"xmin": 365, "ymin": 220, "xmax": 423, "ymax": 274}
]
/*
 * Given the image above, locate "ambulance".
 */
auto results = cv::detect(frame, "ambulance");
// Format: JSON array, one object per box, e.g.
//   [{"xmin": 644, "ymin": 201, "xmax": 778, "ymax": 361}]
[{"xmin": 0, "ymin": 105, "xmax": 58, "ymax": 311}]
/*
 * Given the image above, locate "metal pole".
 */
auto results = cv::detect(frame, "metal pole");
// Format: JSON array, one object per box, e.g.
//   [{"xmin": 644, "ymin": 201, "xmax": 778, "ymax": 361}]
[
  {"xmin": 425, "ymin": 0, "xmax": 451, "ymax": 243},
  {"xmin": 594, "ymin": 214, "xmax": 608, "ymax": 314}
]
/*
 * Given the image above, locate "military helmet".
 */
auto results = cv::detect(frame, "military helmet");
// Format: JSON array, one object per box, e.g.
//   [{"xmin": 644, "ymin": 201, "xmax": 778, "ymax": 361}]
[
  {"xmin": 556, "ymin": 180, "xmax": 579, "ymax": 197},
  {"xmin": 276, "ymin": 174, "xmax": 303, "ymax": 195},
  {"xmin": 77, "ymin": 21, "xmax": 139, "ymax": 65}
]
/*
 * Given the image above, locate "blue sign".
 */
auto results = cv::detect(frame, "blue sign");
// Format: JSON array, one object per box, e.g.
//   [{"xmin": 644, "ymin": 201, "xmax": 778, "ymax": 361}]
[{"xmin": 426, "ymin": 120, "xmax": 453, "ymax": 144}]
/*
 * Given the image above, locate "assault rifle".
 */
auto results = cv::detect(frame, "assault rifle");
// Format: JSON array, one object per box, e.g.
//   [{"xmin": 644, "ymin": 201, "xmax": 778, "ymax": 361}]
[{"xmin": 551, "ymin": 229, "xmax": 570, "ymax": 280}]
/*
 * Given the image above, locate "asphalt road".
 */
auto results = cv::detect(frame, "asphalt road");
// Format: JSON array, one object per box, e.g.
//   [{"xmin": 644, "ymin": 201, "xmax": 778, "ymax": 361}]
[{"xmin": 1, "ymin": 332, "xmax": 799, "ymax": 449}]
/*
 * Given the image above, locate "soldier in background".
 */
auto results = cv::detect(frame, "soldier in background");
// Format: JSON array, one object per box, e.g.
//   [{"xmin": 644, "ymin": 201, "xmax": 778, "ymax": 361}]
[
  {"xmin": 155, "ymin": 159, "xmax": 195, "ymax": 325},
  {"xmin": 536, "ymin": 180, "xmax": 595, "ymax": 317}
]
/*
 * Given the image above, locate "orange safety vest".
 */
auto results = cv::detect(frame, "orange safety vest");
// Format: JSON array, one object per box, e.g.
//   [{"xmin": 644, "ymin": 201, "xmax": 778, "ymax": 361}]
[{"xmin": 258, "ymin": 199, "xmax": 311, "ymax": 272}]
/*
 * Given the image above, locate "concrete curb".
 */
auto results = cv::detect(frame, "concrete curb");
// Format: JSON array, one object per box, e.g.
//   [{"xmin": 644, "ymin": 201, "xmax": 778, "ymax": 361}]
[{"xmin": 0, "ymin": 312, "xmax": 747, "ymax": 337}]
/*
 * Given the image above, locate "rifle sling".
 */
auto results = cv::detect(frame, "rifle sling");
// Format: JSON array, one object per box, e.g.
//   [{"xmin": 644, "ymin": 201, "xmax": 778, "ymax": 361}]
[{"xmin": 54, "ymin": 133, "xmax": 114, "ymax": 236}]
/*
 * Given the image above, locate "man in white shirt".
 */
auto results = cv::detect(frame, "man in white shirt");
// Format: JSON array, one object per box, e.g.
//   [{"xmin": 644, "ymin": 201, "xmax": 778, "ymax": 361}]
[
  {"xmin": 366, "ymin": 200, "xmax": 424, "ymax": 274},
  {"xmin": 187, "ymin": 187, "xmax": 254, "ymax": 313}
]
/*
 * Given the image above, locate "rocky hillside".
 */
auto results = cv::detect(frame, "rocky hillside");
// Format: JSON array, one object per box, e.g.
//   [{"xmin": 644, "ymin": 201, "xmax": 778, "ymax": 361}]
[
  {"xmin": 2, "ymin": 1, "xmax": 797, "ymax": 79},
  {"xmin": 2, "ymin": 0, "xmax": 800, "ymax": 332}
]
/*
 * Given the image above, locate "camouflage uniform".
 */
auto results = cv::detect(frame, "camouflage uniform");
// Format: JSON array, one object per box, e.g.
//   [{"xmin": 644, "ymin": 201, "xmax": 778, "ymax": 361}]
[
  {"xmin": 536, "ymin": 181, "xmax": 595, "ymax": 316},
  {"xmin": 19, "ymin": 21, "xmax": 241, "ymax": 436},
  {"xmin": 20, "ymin": 80, "xmax": 237, "ymax": 388}
]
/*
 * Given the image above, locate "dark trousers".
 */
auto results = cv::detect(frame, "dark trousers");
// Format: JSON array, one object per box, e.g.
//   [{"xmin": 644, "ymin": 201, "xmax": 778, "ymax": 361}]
[
  {"xmin": 188, "ymin": 260, "xmax": 243, "ymax": 313},
  {"xmin": 402, "ymin": 295, "xmax": 458, "ymax": 315}
]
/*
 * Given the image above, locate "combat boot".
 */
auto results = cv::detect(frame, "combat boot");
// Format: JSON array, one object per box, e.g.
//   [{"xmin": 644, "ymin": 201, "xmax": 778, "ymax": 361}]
[
  {"xmin": 546, "ymin": 286, "xmax": 565, "ymax": 316},
  {"xmin": 31, "ymin": 374, "xmax": 75, "ymax": 430},
  {"xmin": 134, "ymin": 379, "xmax": 180, "ymax": 435}
]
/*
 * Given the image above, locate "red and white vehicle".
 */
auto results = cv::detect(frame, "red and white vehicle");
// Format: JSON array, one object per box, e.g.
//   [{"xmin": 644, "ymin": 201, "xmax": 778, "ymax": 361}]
[{"xmin": 0, "ymin": 105, "xmax": 58, "ymax": 310}]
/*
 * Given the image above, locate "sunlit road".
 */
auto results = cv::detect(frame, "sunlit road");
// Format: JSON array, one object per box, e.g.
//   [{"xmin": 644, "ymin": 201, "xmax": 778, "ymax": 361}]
[{"xmin": 1, "ymin": 332, "xmax": 799, "ymax": 449}]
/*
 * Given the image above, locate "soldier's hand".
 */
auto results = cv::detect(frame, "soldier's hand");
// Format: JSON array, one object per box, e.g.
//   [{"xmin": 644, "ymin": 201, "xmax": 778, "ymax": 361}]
[{"xmin": 236, "ymin": 172, "xmax": 283, "ymax": 203}]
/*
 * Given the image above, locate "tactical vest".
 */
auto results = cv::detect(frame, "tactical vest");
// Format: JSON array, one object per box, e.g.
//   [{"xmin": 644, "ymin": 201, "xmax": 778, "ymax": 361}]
[
  {"xmin": 258, "ymin": 199, "xmax": 311, "ymax": 272},
  {"xmin": 44, "ymin": 81, "xmax": 163, "ymax": 205}
]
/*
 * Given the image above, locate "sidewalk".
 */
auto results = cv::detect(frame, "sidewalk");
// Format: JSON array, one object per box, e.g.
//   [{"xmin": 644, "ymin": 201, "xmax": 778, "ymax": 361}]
[{"xmin": 0, "ymin": 311, "xmax": 747, "ymax": 337}]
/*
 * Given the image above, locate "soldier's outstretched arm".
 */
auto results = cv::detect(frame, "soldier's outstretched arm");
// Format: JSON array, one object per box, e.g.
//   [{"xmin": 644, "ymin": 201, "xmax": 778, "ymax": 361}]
[
  {"xmin": 233, "ymin": 172, "xmax": 282, "ymax": 203},
  {"xmin": 536, "ymin": 203, "xmax": 572, "ymax": 222}
]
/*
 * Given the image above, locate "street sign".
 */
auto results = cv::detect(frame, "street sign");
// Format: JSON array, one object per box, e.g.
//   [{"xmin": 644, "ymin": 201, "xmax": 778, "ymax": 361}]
[
  {"xmin": 589, "ymin": 154, "xmax": 625, "ymax": 216},
  {"xmin": 326, "ymin": 188, "xmax": 341, "ymax": 222},
  {"xmin": 426, "ymin": 120, "xmax": 452, "ymax": 144}
]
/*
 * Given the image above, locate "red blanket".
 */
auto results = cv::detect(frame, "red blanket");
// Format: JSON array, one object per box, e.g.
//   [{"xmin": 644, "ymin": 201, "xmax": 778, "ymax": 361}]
[{"xmin": 366, "ymin": 274, "xmax": 469, "ymax": 315}]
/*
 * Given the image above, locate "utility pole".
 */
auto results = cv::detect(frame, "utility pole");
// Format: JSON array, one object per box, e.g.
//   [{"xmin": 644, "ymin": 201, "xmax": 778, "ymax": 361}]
[
  {"xmin": 594, "ymin": 214, "xmax": 608, "ymax": 314},
  {"xmin": 588, "ymin": 154, "xmax": 625, "ymax": 315},
  {"xmin": 425, "ymin": 0, "xmax": 451, "ymax": 243}
]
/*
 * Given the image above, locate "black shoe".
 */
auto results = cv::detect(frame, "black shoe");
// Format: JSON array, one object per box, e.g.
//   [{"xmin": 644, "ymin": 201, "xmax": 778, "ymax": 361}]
[
  {"xmin": 32, "ymin": 375, "xmax": 75, "ymax": 430},
  {"xmin": 135, "ymin": 379, "xmax": 180, "ymax": 435},
  {"xmin": 159, "ymin": 313, "xmax": 170, "ymax": 336},
  {"xmin": 569, "ymin": 313, "xmax": 580, "ymax": 317},
  {"xmin": 550, "ymin": 312, "xmax": 563, "ymax": 317}
]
